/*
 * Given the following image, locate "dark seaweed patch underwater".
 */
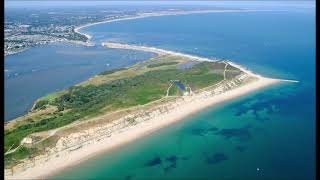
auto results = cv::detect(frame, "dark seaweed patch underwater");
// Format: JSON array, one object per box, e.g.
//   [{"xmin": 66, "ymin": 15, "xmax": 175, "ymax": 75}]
[
  {"xmin": 214, "ymin": 124, "xmax": 252, "ymax": 141},
  {"xmin": 145, "ymin": 156, "xmax": 162, "ymax": 167},
  {"xmin": 205, "ymin": 152, "xmax": 228, "ymax": 165},
  {"xmin": 165, "ymin": 155, "xmax": 178, "ymax": 163},
  {"xmin": 191, "ymin": 128, "xmax": 208, "ymax": 136},
  {"xmin": 231, "ymin": 92, "xmax": 292, "ymax": 121},
  {"xmin": 144, "ymin": 155, "xmax": 190, "ymax": 173},
  {"xmin": 190, "ymin": 126, "xmax": 219, "ymax": 136}
]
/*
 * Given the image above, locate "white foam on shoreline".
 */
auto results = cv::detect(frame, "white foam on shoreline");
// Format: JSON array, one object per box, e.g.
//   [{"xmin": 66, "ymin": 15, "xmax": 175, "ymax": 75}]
[{"xmin": 102, "ymin": 42, "xmax": 216, "ymax": 62}]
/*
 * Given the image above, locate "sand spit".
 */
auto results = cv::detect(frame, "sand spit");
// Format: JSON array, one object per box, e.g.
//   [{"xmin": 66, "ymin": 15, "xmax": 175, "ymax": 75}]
[
  {"xmin": 5, "ymin": 43, "xmax": 297, "ymax": 179},
  {"xmin": 5, "ymin": 9, "xmax": 296, "ymax": 180}
]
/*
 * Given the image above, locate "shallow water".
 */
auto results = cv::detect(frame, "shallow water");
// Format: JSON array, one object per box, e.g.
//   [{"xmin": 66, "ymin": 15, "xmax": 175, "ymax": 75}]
[
  {"xmin": 173, "ymin": 81, "xmax": 186, "ymax": 91},
  {"xmin": 52, "ymin": 83, "xmax": 315, "ymax": 180},
  {"xmin": 52, "ymin": 2, "xmax": 315, "ymax": 180}
]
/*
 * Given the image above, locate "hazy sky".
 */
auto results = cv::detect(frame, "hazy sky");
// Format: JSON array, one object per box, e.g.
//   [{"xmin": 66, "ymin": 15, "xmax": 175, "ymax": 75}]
[
  {"xmin": 5, "ymin": 0, "xmax": 314, "ymax": 9},
  {"xmin": 4, "ymin": 0, "xmax": 315, "ymax": 1},
  {"xmin": 5, "ymin": 0, "xmax": 314, "ymax": 8}
]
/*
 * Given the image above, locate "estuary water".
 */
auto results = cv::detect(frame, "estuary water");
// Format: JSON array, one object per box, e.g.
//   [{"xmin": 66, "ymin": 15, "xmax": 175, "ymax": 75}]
[
  {"xmin": 4, "ymin": 44, "xmax": 155, "ymax": 121},
  {"xmin": 51, "ymin": 2, "xmax": 315, "ymax": 180}
]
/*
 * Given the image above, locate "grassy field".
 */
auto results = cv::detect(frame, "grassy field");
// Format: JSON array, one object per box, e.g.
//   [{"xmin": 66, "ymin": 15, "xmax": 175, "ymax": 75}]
[
  {"xmin": 147, "ymin": 61, "xmax": 179, "ymax": 68},
  {"xmin": 4, "ymin": 54, "xmax": 240, "ymax": 168}
]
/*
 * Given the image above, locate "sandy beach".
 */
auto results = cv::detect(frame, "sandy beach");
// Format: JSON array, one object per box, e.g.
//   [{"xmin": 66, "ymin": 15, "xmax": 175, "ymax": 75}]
[
  {"xmin": 6, "ymin": 74, "xmax": 284, "ymax": 180},
  {"xmin": 5, "ymin": 41, "xmax": 297, "ymax": 179},
  {"xmin": 102, "ymin": 42, "xmax": 216, "ymax": 62},
  {"xmin": 5, "ymin": 9, "xmax": 297, "ymax": 180}
]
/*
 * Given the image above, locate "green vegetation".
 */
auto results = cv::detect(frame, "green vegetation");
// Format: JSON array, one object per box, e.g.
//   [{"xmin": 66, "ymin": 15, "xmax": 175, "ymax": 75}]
[
  {"xmin": 5, "ymin": 56, "xmax": 238, "ymax": 167},
  {"xmin": 38, "ymin": 91, "xmax": 67, "ymax": 102},
  {"xmin": 5, "ymin": 135, "xmax": 60, "ymax": 168},
  {"xmin": 99, "ymin": 67, "xmax": 127, "ymax": 76},
  {"xmin": 225, "ymin": 65, "xmax": 243, "ymax": 80},
  {"xmin": 168, "ymin": 84, "xmax": 180, "ymax": 96},
  {"xmin": 33, "ymin": 100, "xmax": 49, "ymax": 110},
  {"xmin": 147, "ymin": 61, "xmax": 179, "ymax": 68},
  {"xmin": 5, "ymin": 146, "xmax": 34, "ymax": 167}
]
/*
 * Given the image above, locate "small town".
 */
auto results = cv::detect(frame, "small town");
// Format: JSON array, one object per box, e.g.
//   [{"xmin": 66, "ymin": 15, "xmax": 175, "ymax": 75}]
[{"xmin": 4, "ymin": 9, "xmax": 141, "ymax": 55}]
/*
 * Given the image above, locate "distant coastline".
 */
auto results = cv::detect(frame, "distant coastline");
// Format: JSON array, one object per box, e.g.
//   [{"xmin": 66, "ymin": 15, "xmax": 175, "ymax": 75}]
[
  {"xmin": 74, "ymin": 9, "xmax": 282, "ymax": 43},
  {"xmin": 4, "ymin": 9, "xmax": 281, "ymax": 57},
  {"xmin": 4, "ymin": 38, "xmax": 94, "ymax": 57}
]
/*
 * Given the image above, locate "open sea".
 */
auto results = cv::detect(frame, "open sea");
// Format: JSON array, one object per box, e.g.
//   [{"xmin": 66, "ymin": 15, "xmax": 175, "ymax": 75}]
[{"xmin": 5, "ymin": 1, "xmax": 315, "ymax": 180}]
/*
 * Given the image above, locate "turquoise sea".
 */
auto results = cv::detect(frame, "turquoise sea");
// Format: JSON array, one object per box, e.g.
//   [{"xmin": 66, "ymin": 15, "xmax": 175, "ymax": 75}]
[
  {"xmin": 52, "ymin": 3, "xmax": 315, "ymax": 180},
  {"xmin": 5, "ymin": 1, "xmax": 315, "ymax": 180}
]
